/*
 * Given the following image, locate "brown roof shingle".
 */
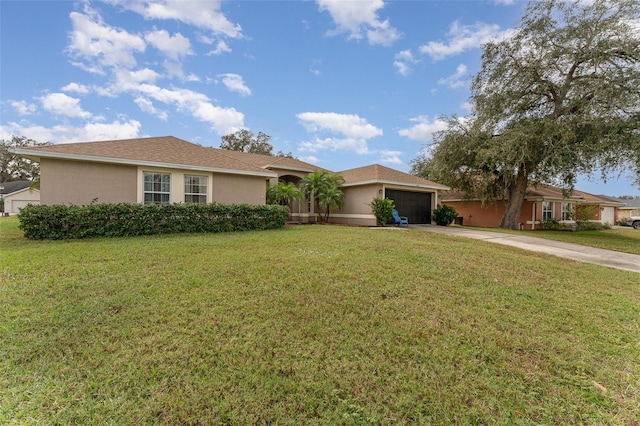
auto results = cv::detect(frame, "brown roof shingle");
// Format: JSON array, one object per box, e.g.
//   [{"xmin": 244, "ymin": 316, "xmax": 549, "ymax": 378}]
[
  {"xmin": 340, "ymin": 164, "xmax": 449, "ymax": 189},
  {"xmin": 14, "ymin": 136, "xmax": 276, "ymax": 177}
]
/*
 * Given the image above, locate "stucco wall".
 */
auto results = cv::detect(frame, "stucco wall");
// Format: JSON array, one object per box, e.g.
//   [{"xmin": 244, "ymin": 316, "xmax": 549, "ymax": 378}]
[
  {"xmin": 212, "ymin": 173, "xmax": 266, "ymax": 205},
  {"xmin": 341, "ymin": 184, "xmax": 380, "ymax": 215},
  {"xmin": 41, "ymin": 159, "xmax": 137, "ymax": 205},
  {"xmin": 41, "ymin": 159, "xmax": 268, "ymax": 206}
]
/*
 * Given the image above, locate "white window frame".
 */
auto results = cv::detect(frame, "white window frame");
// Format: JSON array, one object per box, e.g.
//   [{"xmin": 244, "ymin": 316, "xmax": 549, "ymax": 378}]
[
  {"xmin": 143, "ymin": 172, "xmax": 171, "ymax": 204},
  {"xmin": 561, "ymin": 202, "xmax": 572, "ymax": 221},
  {"xmin": 184, "ymin": 175, "xmax": 208, "ymax": 204},
  {"xmin": 542, "ymin": 201, "xmax": 553, "ymax": 221}
]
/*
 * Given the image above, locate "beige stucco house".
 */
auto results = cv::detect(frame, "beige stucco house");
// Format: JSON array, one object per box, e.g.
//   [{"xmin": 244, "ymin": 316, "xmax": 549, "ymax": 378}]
[
  {"xmin": 12, "ymin": 136, "xmax": 450, "ymax": 226},
  {"xmin": 335, "ymin": 164, "xmax": 450, "ymax": 226}
]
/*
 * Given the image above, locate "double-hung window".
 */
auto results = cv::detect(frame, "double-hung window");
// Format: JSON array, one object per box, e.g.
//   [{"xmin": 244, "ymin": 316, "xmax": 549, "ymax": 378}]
[
  {"xmin": 561, "ymin": 202, "xmax": 572, "ymax": 221},
  {"xmin": 184, "ymin": 175, "xmax": 207, "ymax": 203},
  {"xmin": 542, "ymin": 201, "xmax": 553, "ymax": 221},
  {"xmin": 144, "ymin": 172, "xmax": 171, "ymax": 204}
]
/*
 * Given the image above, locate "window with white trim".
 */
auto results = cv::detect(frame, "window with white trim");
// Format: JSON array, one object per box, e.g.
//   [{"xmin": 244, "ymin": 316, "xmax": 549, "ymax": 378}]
[
  {"xmin": 143, "ymin": 172, "xmax": 171, "ymax": 204},
  {"xmin": 542, "ymin": 201, "xmax": 553, "ymax": 221},
  {"xmin": 184, "ymin": 175, "xmax": 207, "ymax": 203},
  {"xmin": 561, "ymin": 202, "xmax": 572, "ymax": 221}
]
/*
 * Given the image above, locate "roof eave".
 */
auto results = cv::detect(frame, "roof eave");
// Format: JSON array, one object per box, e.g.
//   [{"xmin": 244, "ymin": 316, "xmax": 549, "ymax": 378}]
[
  {"xmin": 263, "ymin": 164, "xmax": 316, "ymax": 173},
  {"xmin": 343, "ymin": 178, "xmax": 449, "ymax": 191}
]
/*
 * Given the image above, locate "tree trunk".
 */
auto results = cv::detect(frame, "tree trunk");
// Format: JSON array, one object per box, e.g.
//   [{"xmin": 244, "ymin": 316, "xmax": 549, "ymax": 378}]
[{"xmin": 499, "ymin": 166, "xmax": 528, "ymax": 229}]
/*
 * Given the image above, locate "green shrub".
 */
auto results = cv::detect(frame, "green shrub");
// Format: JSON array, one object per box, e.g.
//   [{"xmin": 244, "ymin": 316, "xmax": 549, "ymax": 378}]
[
  {"xmin": 17, "ymin": 202, "xmax": 290, "ymax": 240},
  {"xmin": 368, "ymin": 197, "xmax": 395, "ymax": 226},
  {"xmin": 432, "ymin": 204, "xmax": 458, "ymax": 226},
  {"xmin": 539, "ymin": 218, "xmax": 563, "ymax": 230}
]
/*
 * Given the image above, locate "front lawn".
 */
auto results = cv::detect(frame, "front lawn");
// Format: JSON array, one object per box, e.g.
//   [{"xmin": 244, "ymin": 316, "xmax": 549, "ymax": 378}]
[{"xmin": 1, "ymin": 217, "xmax": 639, "ymax": 424}]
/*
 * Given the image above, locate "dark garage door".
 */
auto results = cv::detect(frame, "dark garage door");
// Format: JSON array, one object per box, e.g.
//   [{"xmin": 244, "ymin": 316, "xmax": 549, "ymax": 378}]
[{"xmin": 385, "ymin": 189, "xmax": 432, "ymax": 224}]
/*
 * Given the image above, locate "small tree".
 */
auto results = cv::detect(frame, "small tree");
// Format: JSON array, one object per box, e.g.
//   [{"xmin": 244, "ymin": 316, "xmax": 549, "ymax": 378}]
[
  {"xmin": 369, "ymin": 197, "xmax": 395, "ymax": 226},
  {"xmin": 266, "ymin": 181, "xmax": 303, "ymax": 206},
  {"xmin": 300, "ymin": 171, "xmax": 345, "ymax": 222},
  {"xmin": 432, "ymin": 204, "xmax": 458, "ymax": 226}
]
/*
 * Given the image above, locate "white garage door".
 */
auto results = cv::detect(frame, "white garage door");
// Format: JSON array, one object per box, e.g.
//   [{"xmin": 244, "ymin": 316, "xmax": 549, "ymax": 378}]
[
  {"xmin": 601, "ymin": 207, "xmax": 614, "ymax": 225},
  {"xmin": 9, "ymin": 200, "xmax": 37, "ymax": 214}
]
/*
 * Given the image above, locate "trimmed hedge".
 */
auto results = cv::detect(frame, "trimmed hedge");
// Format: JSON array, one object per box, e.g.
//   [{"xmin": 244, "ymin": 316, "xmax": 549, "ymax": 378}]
[{"xmin": 17, "ymin": 202, "xmax": 290, "ymax": 240}]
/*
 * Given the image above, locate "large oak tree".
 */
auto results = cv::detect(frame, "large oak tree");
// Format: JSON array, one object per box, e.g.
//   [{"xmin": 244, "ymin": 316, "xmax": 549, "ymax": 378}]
[
  {"xmin": 411, "ymin": 0, "xmax": 640, "ymax": 229},
  {"xmin": 1, "ymin": 136, "xmax": 51, "ymax": 183}
]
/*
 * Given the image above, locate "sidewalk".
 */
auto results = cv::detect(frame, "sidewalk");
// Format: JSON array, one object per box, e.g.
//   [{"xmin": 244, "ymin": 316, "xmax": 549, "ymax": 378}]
[{"xmin": 412, "ymin": 224, "xmax": 640, "ymax": 273}]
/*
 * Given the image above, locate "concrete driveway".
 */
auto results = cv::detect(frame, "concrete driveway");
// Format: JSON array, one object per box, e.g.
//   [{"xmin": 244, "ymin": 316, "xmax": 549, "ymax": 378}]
[{"xmin": 412, "ymin": 225, "xmax": 640, "ymax": 273}]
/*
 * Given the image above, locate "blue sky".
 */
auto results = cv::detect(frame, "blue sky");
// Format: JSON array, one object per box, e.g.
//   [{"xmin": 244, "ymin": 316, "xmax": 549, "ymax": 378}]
[{"xmin": 1, "ymin": 0, "xmax": 638, "ymax": 196}]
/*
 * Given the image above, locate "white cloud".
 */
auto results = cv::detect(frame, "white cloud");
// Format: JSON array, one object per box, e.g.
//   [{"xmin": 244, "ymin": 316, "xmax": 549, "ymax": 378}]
[
  {"xmin": 379, "ymin": 149, "xmax": 403, "ymax": 165},
  {"xmin": 218, "ymin": 73, "xmax": 252, "ymax": 96},
  {"xmin": 67, "ymin": 5, "xmax": 146, "ymax": 72},
  {"xmin": 297, "ymin": 155, "xmax": 320, "ymax": 164},
  {"xmin": 104, "ymin": 0, "xmax": 243, "ymax": 38},
  {"xmin": 398, "ymin": 115, "xmax": 449, "ymax": 143},
  {"xmin": 438, "ymin": 63, "xmax": 469, "ymax": 89},
  {"xmin": 316, "ymin": 0, "xmax": 400, "ymax": 46},
  {"xmin": 61, "ymin": 82, "xmax": 91, "ymax": 94},
  {"xmin": 134, "ymin": 97, "xmax": 168, "ymax": 120},
  {"xmin": 135, "ymin": 84, "xmax": 244, "ymax": 134},
  {"xmin": 10, "ymin": 100, "xmax": 37, "ymax": 115},
  {"xmin": 40, "ymin": 93, "xmax": 92, "ymax": 119},
  {"xmin": 144, "ymin": 29, "xmax": 192, "ymax": 60},
  {"xmin": 494, "ymin": 0, "xmax": 515, "ymax": 4},
  {"xmin": 460, "ymin": 101, "xmax": 473, "ymax": 113},
  {"xmin": 207, "ymin": 40, "xmax": 232, "ymax": 55},
  {"xmin": 393, "ymin": 49, "xmax": 418, "ymax": 76},
  {"xmin": 297, "ymin": 112, "xmax": 382, "ymax": 154},
  {"xmin": 0, "ymin": 119, "xmax": 141, "ymax": 144},
  {"xmin": 420, "ymin": 21, "xmax": 513, "ymax": 60}
]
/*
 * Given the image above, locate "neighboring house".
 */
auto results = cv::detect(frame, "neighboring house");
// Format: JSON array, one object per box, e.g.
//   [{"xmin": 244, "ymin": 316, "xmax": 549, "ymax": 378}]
[
  {"xmin": 337, "ymin": 164, "xmax": 450, "ymax": 226},
  {"xmin": 0, "ymin": 180, "xmax": 40, "ymax": 214},
  {"xmin": 441, "ymin": 183, "xmax": 624, "ymax": 229},
  {"xmin": 609, "ymin": 196, "xmax": 640, "ymax": 220},
  {"xmin": 11, "ymin": 136, "xmax": 450, "ymax": 226}
]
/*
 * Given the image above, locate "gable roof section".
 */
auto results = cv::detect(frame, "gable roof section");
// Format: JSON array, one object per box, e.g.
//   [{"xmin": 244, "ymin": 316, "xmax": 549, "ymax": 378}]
[
  {"xmin": 596, "ymin": 195, "xmax": 640, "ymax": 208},
  {"xmin": 0, "ymin": 180, "xmax": 34, "ymax": 195},
  {"xmin": 218, "ymin": 149, "xmax": 324, "ymax": 173},
  {"xmin": 12, "ymin": 136, "xmax": 277, "ymax": 178},
  {"xmin": 340, "ymin": 164, "xmax": 449, "ymax": 191}
]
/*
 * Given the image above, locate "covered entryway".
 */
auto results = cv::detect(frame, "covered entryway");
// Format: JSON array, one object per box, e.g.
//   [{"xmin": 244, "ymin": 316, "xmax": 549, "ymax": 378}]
[{"xmin": 385, "ymin": 189, "xmax": 432, "ymax": 224}]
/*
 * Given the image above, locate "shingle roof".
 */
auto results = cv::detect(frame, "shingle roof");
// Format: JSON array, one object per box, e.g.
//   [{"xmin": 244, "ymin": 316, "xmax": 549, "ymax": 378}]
[
  {"xmin": 441, "ymin": 182, "xmax": 624, "ymax": 205},
  {"xmin": 0, "ymin": 180, "xmax": 34, "ymax": 195},
  {"xmin": 218, "ymin": 149, "xmax": 325, "ymax": 173},
  {"xmin": 602, "ymin": 196, "xmax": 640, "ymax": 208},
  {"xmin": 339, "ymin": 164, "xmax": 449, "ymax": 190},
  {"xmin": 13, "ymin": 136, "xmax": 276, "ymax": 177}
]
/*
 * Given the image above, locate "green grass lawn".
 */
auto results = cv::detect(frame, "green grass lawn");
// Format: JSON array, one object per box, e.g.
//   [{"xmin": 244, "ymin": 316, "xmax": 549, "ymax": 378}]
[
  {"xmin": 468, "ymin": 226, "xmax": 640, "ymax": 256},
  {"xmin": 1, "ymin": 217, "xmax": 639, "ymax": 425}
]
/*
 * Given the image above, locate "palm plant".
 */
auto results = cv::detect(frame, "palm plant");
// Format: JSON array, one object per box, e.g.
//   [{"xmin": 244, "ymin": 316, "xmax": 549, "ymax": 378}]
[
  {"xmin": 266, "ymin": 181, "xmax": 303, "ymax": 206},
  {"xmin": 300, "ymin": 171, "xmax": 345, "ymax": 222}
]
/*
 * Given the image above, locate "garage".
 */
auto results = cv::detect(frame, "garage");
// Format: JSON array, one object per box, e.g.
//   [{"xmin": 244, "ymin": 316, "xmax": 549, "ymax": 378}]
[
  {"xmin": 385, "ymin": 189, "xmax": 432, "ymax": 224},
  {"xmin": 2, "ymin": 187, "xmax": 40, "ymax": 215}
]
